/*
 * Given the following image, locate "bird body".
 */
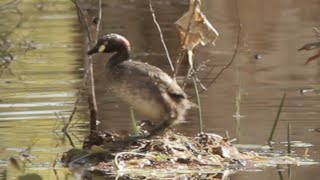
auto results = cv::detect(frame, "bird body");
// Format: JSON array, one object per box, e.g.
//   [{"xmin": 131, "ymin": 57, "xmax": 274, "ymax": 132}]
[{"xmin": 88, "ymin": 33, "xmax": 194, "ymax": 133}]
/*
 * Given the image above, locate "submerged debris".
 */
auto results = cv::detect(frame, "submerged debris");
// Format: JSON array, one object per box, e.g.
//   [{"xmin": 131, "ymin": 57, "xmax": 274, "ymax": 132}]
[{"xmin": 298, "ymin": 41, "xmax": 320, "ymax": 64}]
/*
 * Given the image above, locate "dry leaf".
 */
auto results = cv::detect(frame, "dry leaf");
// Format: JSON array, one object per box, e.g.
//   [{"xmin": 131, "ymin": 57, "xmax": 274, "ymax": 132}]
[{"xmin": 175, "ymin": 0, "xmax": 219, "ymax": 50}]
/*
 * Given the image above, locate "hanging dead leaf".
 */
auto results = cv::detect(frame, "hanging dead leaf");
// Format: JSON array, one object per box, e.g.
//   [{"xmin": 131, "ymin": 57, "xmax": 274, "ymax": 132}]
[{"xmin": 175, "ymin": 0, "xmax": 219, "ymax": 50}]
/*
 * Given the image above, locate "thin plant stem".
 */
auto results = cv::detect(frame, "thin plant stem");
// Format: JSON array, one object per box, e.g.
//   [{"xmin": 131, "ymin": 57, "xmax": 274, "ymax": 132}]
[
  {"xmin": 72, "ymin": 0, "xmax": 92, "ymax": 43},
  {"xmin": 63, "ymin": 0, "xmax": 92, "ymax": 132},
  {"xmin": 234, "ymin": 56, "xmax": 242, "ymax": 142},
  {"xmin": 288, "ymin": 164, "xmax": 292, "ymax": 179},
  {"xmin": 235, "ymin": 73, "xmax": 240, "ymax": 140},
  {"xmin": 199, "ymin": 0, "xmax": 241, "ymax": 94},
  {"xmin": 130, "ymin": 107, "xmax": 139, "ymax": 136},
  {"xmin": 287, "ymin": 123, "xmax": 292, "ymax": 178},
  {"xmin": 313, "ymin": 27, "xmax": 320, "ymax": 34},
  {"xmin": 0, "ymin": 0, "xmax": 21, "ymax": 10},
  {"xmin": 64, "ymin": 0, "xmax": 101, "ymax": 133},
  {"xmin": 192, "ymin": 74, "xmax": 203, "ymax": 133},
  {"xmin": 148, "ymin": 0, "xmax": 174, "ymax": 72},
  {"xmin": 173, "ymin": 0, "xmax": 199, "ymax": 78},
  {"xmin": 95, "ymin": 0, "xmax": 102, "ymax": 42},
  {"xmin": 276, "ymin": 165, "xmax": 284, "ymax": 180},
  {"xmin": 87, "ymin": 0, "xmax": 103, "ymax": 132},
  {"xmin": 287, "ymin": 123, "xmax": 291, "ymax": 154},
  {"xmin": 267, "ymin": 93, "xmax": 286, "ymax": 146}
]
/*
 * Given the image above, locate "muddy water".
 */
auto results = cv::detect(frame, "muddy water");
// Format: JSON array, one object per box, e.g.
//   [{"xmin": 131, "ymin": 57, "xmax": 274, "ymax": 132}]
[
  {"xmin": 0, "ymin": 0, "xmax": 88, "ymax": 179},
  {"xmin": 93, "ymin": 0, "xmax": 320, "ymax": 179},
  {"xmin": 0, "ymin": 0, "xmax": 320, "ymax": 179}
]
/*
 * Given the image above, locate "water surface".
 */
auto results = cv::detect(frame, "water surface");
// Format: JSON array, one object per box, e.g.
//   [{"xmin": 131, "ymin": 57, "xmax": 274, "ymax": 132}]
[{"xmin": 0, "ymin": 0, "xmax": 319, "ymax": 179}]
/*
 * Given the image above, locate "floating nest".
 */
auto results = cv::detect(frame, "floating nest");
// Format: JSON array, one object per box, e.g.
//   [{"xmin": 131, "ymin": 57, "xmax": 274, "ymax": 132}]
[{"xmin": 61, "ymin": 130, "xmax": 270, "ymax": 179}]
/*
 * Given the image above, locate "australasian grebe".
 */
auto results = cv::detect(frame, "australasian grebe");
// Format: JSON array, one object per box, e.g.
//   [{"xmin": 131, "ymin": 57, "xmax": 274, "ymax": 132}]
[{"xmin": 88, "ymin": 33, "xmax": 195, "ymax": 135}]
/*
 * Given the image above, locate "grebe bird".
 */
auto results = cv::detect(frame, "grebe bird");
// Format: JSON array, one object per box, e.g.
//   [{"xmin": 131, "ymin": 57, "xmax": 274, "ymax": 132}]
[{"xmin": 88, "ymin": 33, "xmax": 195, "ymax": 136}]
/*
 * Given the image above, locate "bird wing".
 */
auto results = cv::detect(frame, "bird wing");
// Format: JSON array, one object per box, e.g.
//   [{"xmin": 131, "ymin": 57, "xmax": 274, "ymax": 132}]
[{"xmin": 124, "ymin": 61, "xmax": 187, "ymax": 99}]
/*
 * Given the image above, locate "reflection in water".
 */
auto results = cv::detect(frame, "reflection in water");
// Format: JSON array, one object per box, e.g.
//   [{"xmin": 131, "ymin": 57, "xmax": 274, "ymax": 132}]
[{"xmin": 0, "ymin": 0, "xmax": 87, "ymax": 179}]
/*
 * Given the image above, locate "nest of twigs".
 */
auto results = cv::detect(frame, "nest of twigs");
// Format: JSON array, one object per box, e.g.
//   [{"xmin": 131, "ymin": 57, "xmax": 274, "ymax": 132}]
[{"xmin": 61, "ymin": 130, "xmax": 266, "ymax": 179}]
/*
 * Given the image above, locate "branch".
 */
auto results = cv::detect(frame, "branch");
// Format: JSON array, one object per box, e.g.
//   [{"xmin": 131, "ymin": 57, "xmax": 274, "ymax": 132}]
[
  {"xmin": 148, "ymin": 0, "xmax": 174, "ymax": 72},
  {"xmin": 71, "ymin": 0, "xmax": 92, "ymax": 43},
  {"xmin": 95, "ymin": 0, "xmax": 102, "ymax": 43},
  {"xmin": 86, "ymin": 0, "xmax": 102, "ymax": 132},
  {"xmin": 199, "ymin": 0, "xmax": 241, "ymax": 94},
  {"xmin": 173, "ymin": 0, "xmax": 199, "ymax": 78},
  {"xmin": 0, "ymin": 0, "xmax": 20, "ymax": 10},
  {"xmin": 64, "ymin": 0, "xmax": 101, "ymax": 132}
]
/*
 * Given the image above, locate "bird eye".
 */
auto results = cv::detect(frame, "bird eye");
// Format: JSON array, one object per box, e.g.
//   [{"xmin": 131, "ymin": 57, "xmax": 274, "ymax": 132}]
[{"xmin": 98, "ymin": 44, "xmax": 106, "ymax": 52}]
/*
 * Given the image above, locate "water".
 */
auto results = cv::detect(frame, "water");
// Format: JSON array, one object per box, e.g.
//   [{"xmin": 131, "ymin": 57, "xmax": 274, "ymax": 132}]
[
  {"xmin": 0, "ymin": 0, "xmax": 88, "ymax": 179},
  {"xmin": 1, "ymin": 0, "xmax": 320, "ymax": 179}
]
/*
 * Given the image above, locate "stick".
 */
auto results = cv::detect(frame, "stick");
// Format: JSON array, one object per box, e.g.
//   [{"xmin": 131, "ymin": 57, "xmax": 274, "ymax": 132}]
[
  {"xmin": 87, "ymin": 0, "xmax": 102, "ymax": 132},
  {"xmin": 192, "ymin": 75, "xmax": 203, "ymax": 132},
  {"xmin": 64, "ymin": 0, "xmax": 100, "ymax": 132},
  {"xmin": 173, "ymin": 0, "xmax": 199, "ymax": 78},
  {"xmin": 71, "ymin": 0, "xmax": 92, "ymax": 43},
  {"xmin": 0, "ymin": 0, "xmax": 20, "ymax": 10},
  {"xmin": 199, "ymin": 0, "xmax": 241, "ymax": 94},
  {"xmin": 148, "ymin": 0, "xmax": 174, "ymax": 72}
]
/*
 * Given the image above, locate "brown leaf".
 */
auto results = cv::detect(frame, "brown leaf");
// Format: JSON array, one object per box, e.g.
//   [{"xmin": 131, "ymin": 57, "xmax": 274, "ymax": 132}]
[{"xmin": 175, "ymin": 0, "xmax": 219, "ymax": 50}]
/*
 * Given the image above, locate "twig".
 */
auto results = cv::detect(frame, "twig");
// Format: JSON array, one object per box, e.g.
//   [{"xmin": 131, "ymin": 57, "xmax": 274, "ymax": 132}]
[
  {"xmin": 173, "ymin": 0, "xmax": 199, "ymax": 78},
  {"xmin": 71, "ymin": 0, "xmax": 92, "ymax": 43},
  {"xmin": 69, "ymin": 153, "xmax": 92, "ymax": 166},
  {"xmin": 194, "ymin": 75, "xmax": 207, "ymax": 90},
  {"xmin": 148, "ymin": 0, "xmax": 174, "ymax": 72},
  {"xmin": 313, "ymin": 27, "xmax": 320, "ymax": 34},
  {"xmin": 173, "ymin": 50, "xmax": 186, "ymax": 78},
  {"xmin": 87, "ymin": 0, "xmax": 102, "ymax": 132},
  {"xmin": 52, "ymin": 153, "xmax": 59, "ymax": 180},
  {"xmin": 95, "ymin": 0, "xmax": 102, "ymax": 42},
  {"xmin": 64, "ymin": 131, "xmax": 76, "ymax": 148},
  {"xmin": 192, "ymin": 75, "xmax": 203, "ymax": 132},
  {"xmin": 64, "ymin": 0, "xmax": 101, "ymax": 132},
  {"xmin": 63, "ymin": 73, "xmax": 88, "ymax": 131},
  {"xmin": 0, "ymin": 0, "xmax": 20, "ymax": 10},
  {"xmin": 181, "ymin": 59, "xmax": 208, "ymax": 91},
  {"xmin": 199, "ymin": 0, "xmax": 241, "ymax": 94},
  {"xmin": 63, "ymin": 0, "xmax": 92, "ymax": 131}
]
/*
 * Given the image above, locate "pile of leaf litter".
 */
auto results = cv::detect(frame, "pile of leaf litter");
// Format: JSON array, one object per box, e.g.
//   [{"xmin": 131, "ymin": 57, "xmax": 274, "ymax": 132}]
[{"xmin": 61, "ymin": 130, "xmax": 272, "ymax": 178}]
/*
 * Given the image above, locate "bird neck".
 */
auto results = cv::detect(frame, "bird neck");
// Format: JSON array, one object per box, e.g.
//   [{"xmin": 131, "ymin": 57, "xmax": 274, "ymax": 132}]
[{"xmin": 109, "ymin": 48, "xmax": 130, "ymax": 66}]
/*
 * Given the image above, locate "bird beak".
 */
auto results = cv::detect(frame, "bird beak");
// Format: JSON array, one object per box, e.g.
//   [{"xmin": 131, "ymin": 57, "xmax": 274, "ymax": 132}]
[
  {"xmin": 87, "ymin": 44, "xmax": 106, "ymax": 55},
  {"xmin": 88, "ymin": 45, "xmax": 99, "ymax": 55}
]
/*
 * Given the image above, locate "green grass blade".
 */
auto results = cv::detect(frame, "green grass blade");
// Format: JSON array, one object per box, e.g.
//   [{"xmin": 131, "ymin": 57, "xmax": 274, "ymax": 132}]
[
  {"xmin": 130, "ymin": 107, "xmax": 139, "ymax": 136},
  {"xmin": 267, "ymin": 93, "xmax": 286, "ymax": 146}
]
